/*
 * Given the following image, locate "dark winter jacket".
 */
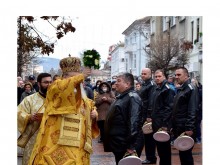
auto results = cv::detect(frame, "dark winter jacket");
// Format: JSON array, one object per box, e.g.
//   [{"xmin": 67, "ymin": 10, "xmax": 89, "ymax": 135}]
[
  {"xmin": 84, "ymin": 85, "xmax": 94, "ymax": 100},
  {"xmin": 32, "ymin": 82, "xmax": 39, "ymax": 92},
  {"xmin": 104, "ymin": 88, "xmax": 144, "ymax": 152},
  {"xmin": 172, "ymin": 79, "xmax": 198, "ymax": 137},
  {"xmin": 151, "ymin": 80, "xmax": 175, "ymax": 132},
  {"xmin": 139, "ymin": 78, "xmax": 156, "ymax": 120}
]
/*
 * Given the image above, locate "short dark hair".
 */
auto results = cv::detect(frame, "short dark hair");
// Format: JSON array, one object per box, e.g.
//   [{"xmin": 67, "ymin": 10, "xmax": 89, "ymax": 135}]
[
  {"xmin": 53, "ymin": 74, "xmax": 60, "ymax": 81},
  {"xmin": 176, "ymin": 67, "xmax": 189, "ymax": 77},
  {"xmin": 28, "ymin": 75, "xmax": 35, "ymax": 80},
  {"xmin": 155, "ymin": 69, "xmax": 165, "ymax": 76},
  {"xmin": 37, "ymin": 73, "xmax": 52, "ymax": 82},
  {"xmin": 111, "ymin": 81, "xmax": 116, "ymax": 86},
  {"xmin": 117, "ymin": 72, "xmax": 134, "ymax": 87}
]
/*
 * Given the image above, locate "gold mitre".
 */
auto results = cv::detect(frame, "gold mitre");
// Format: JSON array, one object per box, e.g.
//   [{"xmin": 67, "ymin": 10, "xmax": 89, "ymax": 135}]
[{"xmin": 59, "ymin": 54, "xmax": 81, "ymax": 73}]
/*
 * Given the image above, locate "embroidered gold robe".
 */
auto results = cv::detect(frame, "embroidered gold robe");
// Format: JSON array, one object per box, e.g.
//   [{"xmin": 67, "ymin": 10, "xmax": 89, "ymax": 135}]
[
  {"xmin": 17, "ymin": 92, "xmax": 45, "ymax": 165},
  {"xmin": 28, "ymin": 74, "xmax": 99, "ymax": 165}
]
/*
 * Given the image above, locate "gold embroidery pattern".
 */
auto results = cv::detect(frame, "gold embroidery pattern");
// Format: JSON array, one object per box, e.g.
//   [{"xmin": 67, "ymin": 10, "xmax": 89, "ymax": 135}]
[
  {"xmin": 53, "ymin": 97, "xmax": 62, "ymax": 109},
  {"xmin": 39, "ymin": 146, "xmax": 50, "ymax": 153},
  {"xmin": 51, "ymin": 147, "xmax": 69, "ymax": 165},
  {"xmin": 81, "ymin": 152, "xmax": 89, "ymax": 164},
  {"xmin": 46, "ymin": 116, "xmax": 58, "ymax": 127},
  {"xmin": 64, "ymin": 117, "xmax": 80, "ymax": 123},
  {"xmin": 67, "ymin": 92, "xmax": 75, "ymax": 106},
  {"xmin": 50, "ymin": 130, "xmax": 60, "ymax": 144},
  {"xmin": 63, "ymin": 126, "xmax": 79, "ymax": 132},
  {"xmin": 57, "ymin": 78, "xmax": 71, "ymax": 91}
]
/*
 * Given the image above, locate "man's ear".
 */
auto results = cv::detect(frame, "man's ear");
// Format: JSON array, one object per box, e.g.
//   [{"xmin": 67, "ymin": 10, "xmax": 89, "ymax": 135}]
[{"xmin": 37, "ymin": 82, "xmax": 40, "ymax": 87}]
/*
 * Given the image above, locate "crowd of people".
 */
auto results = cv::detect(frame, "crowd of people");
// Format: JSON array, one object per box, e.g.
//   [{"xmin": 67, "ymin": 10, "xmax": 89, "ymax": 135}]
[{"xmin": 17, "ymin": 56, "xmax": 202, "ymax": 165}]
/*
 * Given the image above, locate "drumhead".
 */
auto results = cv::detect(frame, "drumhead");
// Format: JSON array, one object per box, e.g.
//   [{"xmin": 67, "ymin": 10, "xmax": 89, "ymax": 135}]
[
  {"xmin": 118, "ymin": 156, "xmax": 142, "ymax": 165},
  {"xmin": 174, "ymin": 136, "xmax": 194, "ymax": 151},
  {"xmin": 142, "ymin": 122, "xmax": 153, "ymax": 134},
  {"xmin": 153, "ymin": 131, "xmax": 170, "ymax": 142}
]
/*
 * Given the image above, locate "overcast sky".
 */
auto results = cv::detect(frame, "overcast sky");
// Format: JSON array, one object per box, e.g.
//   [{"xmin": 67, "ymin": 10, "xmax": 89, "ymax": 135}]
[{"xmin": 34, "ymin": 9, "xmax": 149, "ymax": 63}]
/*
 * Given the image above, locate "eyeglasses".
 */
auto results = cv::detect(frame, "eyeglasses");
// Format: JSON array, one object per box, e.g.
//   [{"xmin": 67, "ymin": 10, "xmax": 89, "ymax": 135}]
[{"xmin": 41, "ymin": 81, "xmax": 52, "ymax": 84}]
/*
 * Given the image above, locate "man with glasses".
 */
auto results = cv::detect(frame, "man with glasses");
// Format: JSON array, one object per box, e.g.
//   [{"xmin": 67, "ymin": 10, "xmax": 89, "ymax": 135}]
[{"xmin": 17, "ymin": 73, "xmax": 52, "ymax": 165}]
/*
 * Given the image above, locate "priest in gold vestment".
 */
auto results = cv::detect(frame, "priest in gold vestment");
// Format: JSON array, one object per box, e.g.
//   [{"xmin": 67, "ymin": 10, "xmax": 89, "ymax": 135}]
[
  {"xmin": 28, "ymin": 56, "xmax": 99, "ymax": 165},
  {"xmin": 17, "ymin": 73, "xmax": 52, "ymax": 165}
]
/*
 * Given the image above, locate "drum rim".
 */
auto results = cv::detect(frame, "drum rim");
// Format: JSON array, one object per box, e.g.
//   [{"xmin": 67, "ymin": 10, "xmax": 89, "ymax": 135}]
[
  {"xmin": 118, "ymin": 155, "xmax": 142, "ymax": 165},
  {"xmin": 142, "ymin": 123, "xmax": 153, "ymax": 134},
  {"xmin": 174, "ymin": 135, "xmax": 194, "ymax": 151},
  {"xmin": 153, "ymin": 131, "xmax": 170, "ymax": 142}
]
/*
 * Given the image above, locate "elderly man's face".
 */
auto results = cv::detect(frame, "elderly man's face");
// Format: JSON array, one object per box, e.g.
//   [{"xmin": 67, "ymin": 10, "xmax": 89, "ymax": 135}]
[{"xmin": 115, "ymin": 76, "xmax": 130, "ymax": 93}]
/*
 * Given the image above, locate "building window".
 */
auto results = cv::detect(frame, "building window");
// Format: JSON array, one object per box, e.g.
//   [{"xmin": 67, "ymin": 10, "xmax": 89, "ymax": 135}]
[
  {"xmin": 197, "ymin": 18, "xmax": 200, "ymax": 41},
  {"xmin": 133, "ymin": 54, "xmax": 136, "ymax": 69},
  {"xmin": 125, "ymin": 39, "xmax": 128, "ymax": 46},
  {"xmin": 170, "ymin": 16, "xmax": 176, "ymax": 26},
  {"xmin": 191, "ymin": 21, "xmax": 194, "ymax": 43},
  {"xmin": 134, "ymin": 33, "xmax": 136, "ymax": 43},
  {"xmin": 125, "ymin": 58, "xmax": 128, "ymax": 71},
  {"xmin": 163, "ymin": 16, "xmax": 167, "ymax": 31},
  {"xmin": 151, "ymin": 20, "xmax": 155, "ymax": 34}
]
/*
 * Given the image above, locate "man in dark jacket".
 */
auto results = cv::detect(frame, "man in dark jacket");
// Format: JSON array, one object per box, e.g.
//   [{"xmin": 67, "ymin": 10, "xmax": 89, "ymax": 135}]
[
  {"xmin": 172, "ymin": 67, "xmax": 198, "ymax": 165},
  {"xmin": 83, "ymin": 81, "xmax": 94, "ymax": 100},
  {"xmin": 28, "ymin": 75, "xmax": 39, "ymax": 92},
  {"xmin": 139, "ymin": 68, "xmax": 157, "ymax": 164},
  {"xmin": 151, "ymin": 69, "xmax": 175, "ymax": 165},
  {"xmin": 104, "ymin": 72, "xmax": 144, "ymax": 165}
]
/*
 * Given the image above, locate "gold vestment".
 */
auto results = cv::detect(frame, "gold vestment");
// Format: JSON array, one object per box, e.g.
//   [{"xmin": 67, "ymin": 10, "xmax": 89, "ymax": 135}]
[{"xmin": 28, "ymin": 75, "xmax": 99, "ymax": 165}]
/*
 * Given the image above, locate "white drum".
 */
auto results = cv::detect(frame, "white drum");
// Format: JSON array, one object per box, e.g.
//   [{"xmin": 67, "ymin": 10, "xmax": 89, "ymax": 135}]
[
  {"xmin": 118, "ymin": 156, "xmax": 142, "ymax": 165},
  {"xmin": 174, "ymin": 133, "xmax": 194, "ymax": 151},
  {"xmin": 153, "ymin": 131, "xmax": 170, "ymax": 142},
  {"xmin": 142, "ymin": 122, "xmax": 153, "ymax": 134}
]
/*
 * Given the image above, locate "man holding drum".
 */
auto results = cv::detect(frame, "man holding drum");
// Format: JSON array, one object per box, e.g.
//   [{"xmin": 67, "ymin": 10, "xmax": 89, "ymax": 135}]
[
  {"xmin": 151, "ymin": 69, "xmax": 175, "ymax": 165},
  {"xmin": 139, "ymin": 68, "xmax": 157, "ymax": 164},
  {"xmin": 172, "ymin": 67, "xmax": 198, "ymax": 165}
]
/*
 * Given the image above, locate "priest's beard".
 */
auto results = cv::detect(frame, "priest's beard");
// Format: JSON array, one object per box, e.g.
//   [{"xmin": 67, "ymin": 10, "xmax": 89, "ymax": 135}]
[{"xmin": 39, "ymin": 86, "xmax": 48, "ymax": 95}]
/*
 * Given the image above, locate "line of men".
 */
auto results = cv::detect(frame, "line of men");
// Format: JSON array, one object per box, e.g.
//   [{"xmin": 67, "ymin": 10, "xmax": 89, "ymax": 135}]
[
  {"xmin": 103, "ymin": 67, "xmax": 199, "ymax": 165},
  {"xmin": 17, "ymin": 64, "xmax": 199, "ymax": 165},
  {"xmin": 139, "ymin": 67, "xmax": 198, "ymax": 165}
]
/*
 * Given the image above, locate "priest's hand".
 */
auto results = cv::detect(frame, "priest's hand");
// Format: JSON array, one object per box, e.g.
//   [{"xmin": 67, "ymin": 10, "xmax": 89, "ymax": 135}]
[
  {"xmin": 30, "ymin": 113, "xmax": 43, "ymax": 123},
  {"xmin": 90, "ymin": 109, "xmax": 98, "ymax": 120},
  {"xmin": 83, "ymin": 67, "xmax": 91, "ymax": 78}
]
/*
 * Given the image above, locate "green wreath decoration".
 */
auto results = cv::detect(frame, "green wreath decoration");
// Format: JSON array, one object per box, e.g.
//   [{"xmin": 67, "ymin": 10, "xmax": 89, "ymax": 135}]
[{"xmin": 82, "ymin": 49, "xmax": 101, "ymax": 69}]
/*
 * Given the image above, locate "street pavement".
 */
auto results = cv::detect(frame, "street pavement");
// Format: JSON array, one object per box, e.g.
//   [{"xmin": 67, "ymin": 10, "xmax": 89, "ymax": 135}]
[
  {"xmin": 18, "ymin": 138, "xmax": 202, "ymax": 165},
  {"xmin": 91, "ymin": 138, "xmax": 202, "ymax": 165}
]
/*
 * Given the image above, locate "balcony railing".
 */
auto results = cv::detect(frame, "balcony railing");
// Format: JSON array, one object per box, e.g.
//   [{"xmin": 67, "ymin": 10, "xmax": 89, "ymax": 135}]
[{"xmin": 124, "ymin": 44, "xmax": 137, "ymax": 54}]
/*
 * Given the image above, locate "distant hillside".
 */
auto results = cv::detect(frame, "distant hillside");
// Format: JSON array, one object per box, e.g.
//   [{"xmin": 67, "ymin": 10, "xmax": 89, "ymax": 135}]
[{"xmin": 36, "ymin": 57, "xmax": 60, "ymax": 72}]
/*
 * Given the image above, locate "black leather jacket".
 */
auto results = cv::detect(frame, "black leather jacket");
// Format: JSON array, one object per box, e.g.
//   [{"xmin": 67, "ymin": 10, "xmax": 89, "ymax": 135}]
[
  {"xmin": 104, "ymin": 88, "xmax": 144, "ymax": 152},
  {"xmin": 139, "ymin": 78, "xmax": 156, "ymax": 120},
  {"xmin": 151, "ymin": 80, "xmax": 175, "ymax": 132},
  {"xmin": 172, "ymin": 79, "xmax": 198, "ymax": 135}
]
